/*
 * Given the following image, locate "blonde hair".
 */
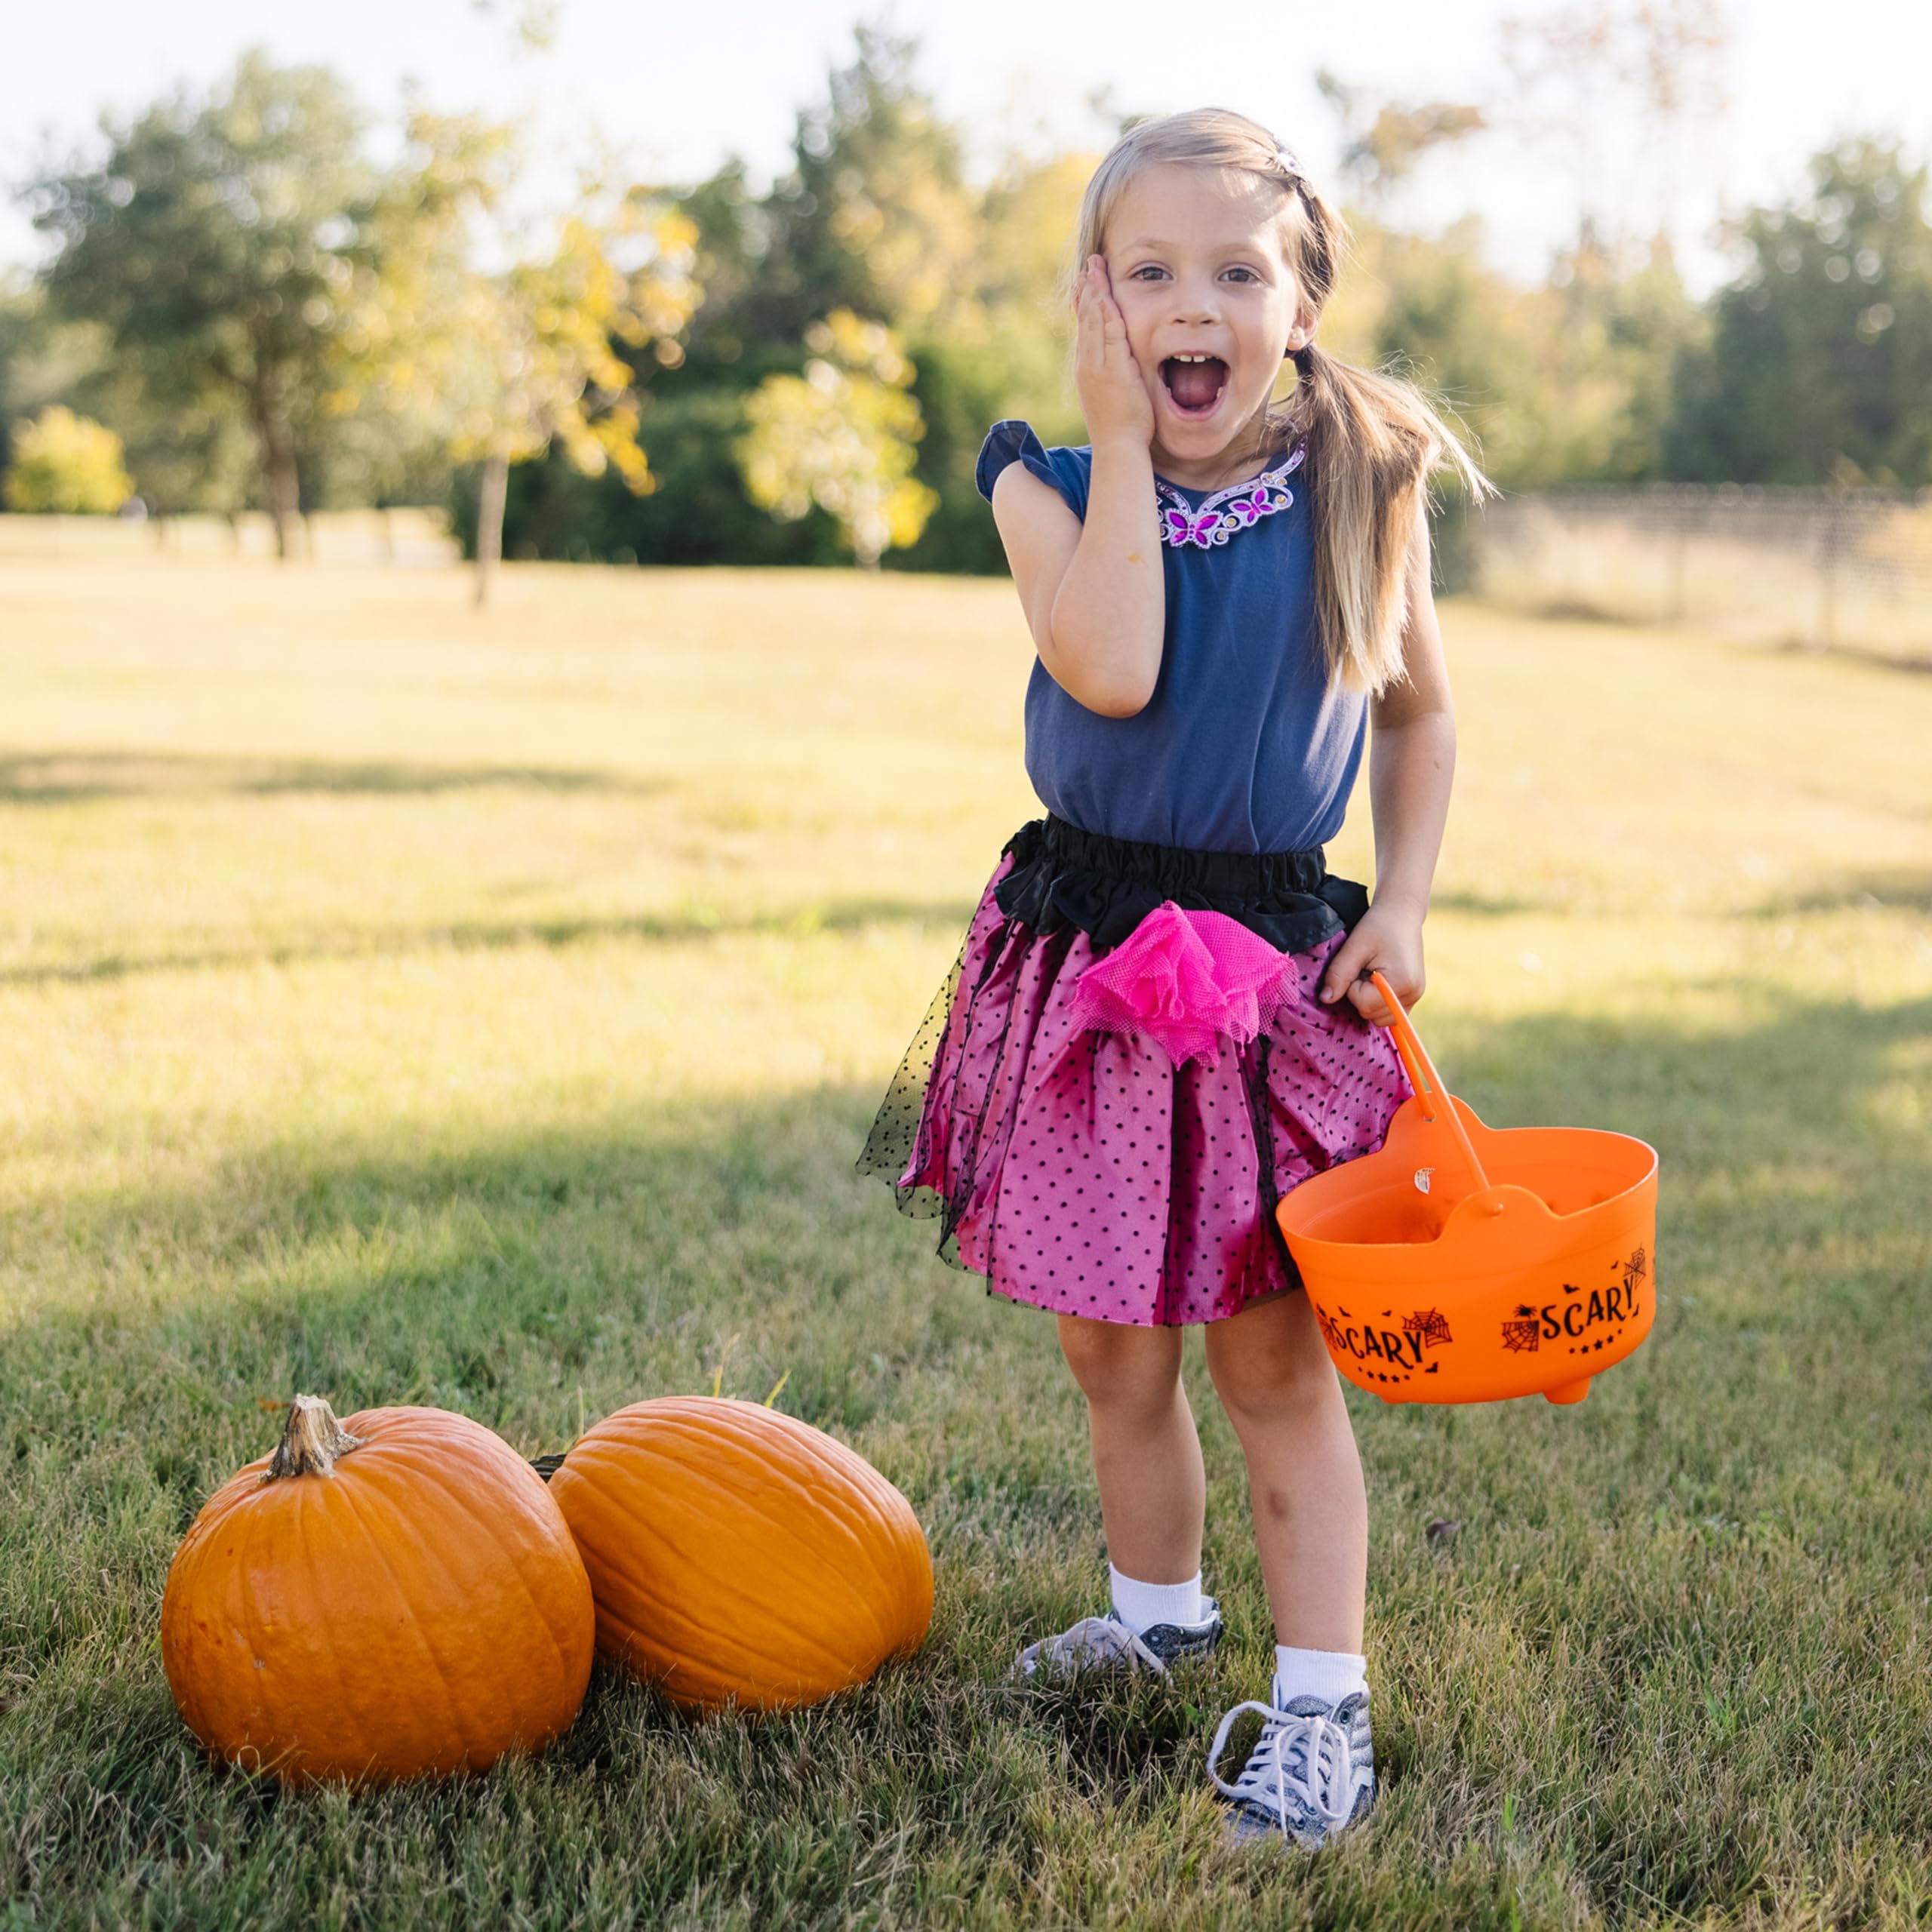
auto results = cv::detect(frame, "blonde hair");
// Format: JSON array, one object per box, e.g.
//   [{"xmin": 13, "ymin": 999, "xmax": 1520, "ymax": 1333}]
[{"xmin": 1062, "ymin": 107, "xmax": 1492, "ymax": 696}]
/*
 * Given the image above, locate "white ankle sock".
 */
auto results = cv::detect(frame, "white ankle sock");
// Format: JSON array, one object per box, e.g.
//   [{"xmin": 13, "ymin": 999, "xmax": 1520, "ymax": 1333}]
[
  {"xmin": 1108, "ymin": 1564, "xmax": 1204, "ymax": 1633},
  {"xmin": 1272, "ymin": 1644, "xmax": 1368, "ymax": 1710}
]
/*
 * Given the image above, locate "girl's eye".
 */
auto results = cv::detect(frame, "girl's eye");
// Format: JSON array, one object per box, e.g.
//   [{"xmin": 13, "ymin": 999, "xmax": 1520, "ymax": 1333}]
[{"xmin": 1124, "ymin": 266, "xmax": 1263, "ymax": 283}]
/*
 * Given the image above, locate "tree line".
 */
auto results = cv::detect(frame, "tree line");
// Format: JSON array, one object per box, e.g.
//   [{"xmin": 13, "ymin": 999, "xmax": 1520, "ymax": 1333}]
[{"xmin": 4, "ymin": 20, "xmax": 1929, "ymax": 589}]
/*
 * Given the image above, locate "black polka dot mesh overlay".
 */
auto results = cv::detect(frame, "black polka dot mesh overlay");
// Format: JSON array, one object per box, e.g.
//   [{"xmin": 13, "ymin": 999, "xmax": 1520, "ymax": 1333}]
[{"xmin": 857, "ymin": 817, "xmax": 1412, "ymax": 1328}]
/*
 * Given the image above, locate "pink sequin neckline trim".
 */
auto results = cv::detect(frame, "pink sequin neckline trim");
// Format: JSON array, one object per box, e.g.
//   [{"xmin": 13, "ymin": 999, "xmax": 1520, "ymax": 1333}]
[{"xmin": 1155, "ymin": 444, "xmax": 1304, "ymax": 550}]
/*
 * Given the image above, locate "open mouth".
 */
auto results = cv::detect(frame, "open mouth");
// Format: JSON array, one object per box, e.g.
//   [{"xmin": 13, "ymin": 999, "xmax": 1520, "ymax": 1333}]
[{"xmin": 1160, "ymin": 354, "xmax": 1229, "ymax": 418}]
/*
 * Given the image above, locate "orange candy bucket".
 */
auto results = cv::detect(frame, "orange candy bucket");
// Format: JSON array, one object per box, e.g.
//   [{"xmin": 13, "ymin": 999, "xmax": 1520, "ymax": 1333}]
[{"xmin": 1275, "ymin": 972, "xmax": 1658, "ymax": 1405}]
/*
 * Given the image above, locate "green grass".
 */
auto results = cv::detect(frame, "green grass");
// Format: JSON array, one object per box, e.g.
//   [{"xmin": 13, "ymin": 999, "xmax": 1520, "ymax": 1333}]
[{"xmin": 2, "ymin": 552, "xmax": 1929, "ymax": 1930}]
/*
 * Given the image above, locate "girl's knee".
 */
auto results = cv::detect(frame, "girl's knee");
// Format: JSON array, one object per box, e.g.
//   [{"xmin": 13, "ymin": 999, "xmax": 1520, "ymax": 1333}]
[
  {"xmin": 1056, "ymin": 1312, "xmax": 1182, "ymax": 1410},
  {"xmin": 1204, "ymin": 1302, "xmax": 1337, "ymax": 1423}
]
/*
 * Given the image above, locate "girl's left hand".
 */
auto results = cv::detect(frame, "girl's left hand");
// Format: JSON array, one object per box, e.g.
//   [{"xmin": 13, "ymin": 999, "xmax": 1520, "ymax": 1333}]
[{"xmin": 1316, "ymin": 902, "xmax": 1425, "ymax": 1026}]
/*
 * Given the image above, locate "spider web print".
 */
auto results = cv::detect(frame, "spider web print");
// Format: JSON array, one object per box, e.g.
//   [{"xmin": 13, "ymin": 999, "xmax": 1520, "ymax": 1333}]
[
  {"xmin": 1501, "ymin": 1309, "xmax": 1542, "ymax": 1353},
  {"xmin": 1402, "ymin": 1307, "xmax": 1454, "ymax": 1350}
]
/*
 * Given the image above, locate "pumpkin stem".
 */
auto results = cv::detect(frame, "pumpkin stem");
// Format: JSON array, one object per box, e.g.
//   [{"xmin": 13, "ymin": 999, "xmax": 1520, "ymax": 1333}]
[{"xmin": 266, "ymin": 1395, "xmax": 365, "ymax": 1479}]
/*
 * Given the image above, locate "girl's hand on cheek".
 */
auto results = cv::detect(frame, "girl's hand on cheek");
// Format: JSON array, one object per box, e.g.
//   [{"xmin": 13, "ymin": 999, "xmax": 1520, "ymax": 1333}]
[{"xmin": 1074, "ymin": 256, "xmax": 1155, "ymax": 451}]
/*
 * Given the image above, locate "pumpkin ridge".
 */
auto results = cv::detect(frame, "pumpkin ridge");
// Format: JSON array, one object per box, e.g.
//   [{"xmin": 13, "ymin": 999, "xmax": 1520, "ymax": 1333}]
[
  {"xmin": 741, "ymin": 1415, "xmax": 908, "ymax": 1515},
  {"xmin": 559, "ymin": 1466, "xmax": 884, "ymax": 1681},
  {"xmin": 554, "ymin": 1399, "xmax": 931, "ymax": 1713},
  {"xmin": 568, "ymin": 1495, "xmax": 869, "ymax": 1677},
  {"xmin": 271, "ymin": 1466, "xmax": 369, "ymax": 1780},
  {"xmin": 568, "ymin": 1441, "xmax": 888, "ymax": 1652},
  {"xmin": 400, "ymin": 1449, "xmax": 582, "ymax": 1705},
  {"xmin": 645, "ymin": 1409, "xmax": 923, "ymax": 1641},
  {"xmin": 605, "ymin": 1589, "xmax": 858, "ymax": 1700},
  {"xmin": 297, "ymin": 1473, "xmax": 386, "ymax": 1777},
  {"xmin": 329, "ymin": 1463, "xmax": 477, "ymax": 1768},
  {"xmin": 592, "ymin": 1558, "xmax": 860, "ymax": 1682},
  {"xmin": 654, "ymin": 1403, "xmax": 897, "ymax": 1505},
  {"xmin": 690, "ymin": 1407, "xmax": 922, "ymax": 1558},
  {"xmin": 355, "ymin": 1420, "xmax": 592, "ymax": 1757},
  {"xmin": 595, "ymin": 1426, "xmax": 896, "ymax": 1577},
  {"xmin": 737, "ymin": 1454, "xmax": 912, "ymax": 1656}
]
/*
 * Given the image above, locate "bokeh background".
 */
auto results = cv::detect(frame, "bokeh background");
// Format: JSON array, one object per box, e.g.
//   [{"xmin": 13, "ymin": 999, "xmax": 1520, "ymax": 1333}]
[
  {"xmin": 2, "ymin": 6, "xmax": 1930, "ymax": 1930},
  {"xmin": 3, "ymin": 0, "xmax": 1932, "ymax": 634}
]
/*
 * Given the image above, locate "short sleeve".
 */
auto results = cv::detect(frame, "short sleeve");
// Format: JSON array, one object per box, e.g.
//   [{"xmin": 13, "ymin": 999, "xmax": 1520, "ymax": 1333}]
[{"xmin": 975, "ymin": 420, "xmax": 1088, "ymax": 520}]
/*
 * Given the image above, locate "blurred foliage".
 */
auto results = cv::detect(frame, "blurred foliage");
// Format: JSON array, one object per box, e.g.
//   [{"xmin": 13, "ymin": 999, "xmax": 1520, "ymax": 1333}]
[
  {"xmin": 356, "ymin": 109, "xmax": 703, "ymax": 593},
  {"xmin": 737, "ymin": 309, "xmax": 938, "ymax": 568},
  {"xmin": 1316, "ymin": 70, "xmax": 1487, "ymax": 212},
  {"xmin": 1339, "ymin": 221, "xmax": 1701, "ymax": 491},
  {"xmin": 749, "ymin": 23, "xmax": 983, "ymax": 346},
  {"xmin": 1666, "ymin": 140, "xmax": 1932, "ymax": 486},
  {"xmin": 23, "ymin": 51, "xmax": 392, "ymax": 553},
  {"xmin": 5, "ymin": 24, "xmax": 1930, "ymax": 570},
  {"xmin": 426, "ymin": 154, "xmax": 702, "ymax": 488},
  {"xmin": 2, "ymin": 405, "xmax": 132, "ymax": 512}
]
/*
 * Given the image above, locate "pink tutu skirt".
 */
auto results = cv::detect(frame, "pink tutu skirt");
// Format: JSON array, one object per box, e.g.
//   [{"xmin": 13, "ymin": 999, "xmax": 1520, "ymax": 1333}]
[{"xmin": 858, "ymin": 817, "xmax": 1414, "ymax": 1327}]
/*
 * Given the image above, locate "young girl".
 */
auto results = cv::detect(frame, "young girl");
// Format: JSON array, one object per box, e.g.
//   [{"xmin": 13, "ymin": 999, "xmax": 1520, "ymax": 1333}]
[{"xmin": 859, "ymin": 107, "xmax": 1486, "ymax": 1848}]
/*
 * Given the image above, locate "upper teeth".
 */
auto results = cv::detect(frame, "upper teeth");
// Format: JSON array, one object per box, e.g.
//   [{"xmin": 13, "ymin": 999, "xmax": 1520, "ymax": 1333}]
[{"xmin": 1172, "ymin": 353, "xmax": 1217, "ymax": 361}]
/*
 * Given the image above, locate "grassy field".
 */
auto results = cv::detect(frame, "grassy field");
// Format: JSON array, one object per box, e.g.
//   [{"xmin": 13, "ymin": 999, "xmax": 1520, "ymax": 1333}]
[{"xmin": 2, "ymin": 552, "xmax": 1929, "ymax": 1930}]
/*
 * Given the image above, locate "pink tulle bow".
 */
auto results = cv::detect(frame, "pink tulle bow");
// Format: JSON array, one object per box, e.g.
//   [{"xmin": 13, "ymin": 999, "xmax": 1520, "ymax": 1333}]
[{"xmin": 1066, "ymin": 900, "xmax": 1299, "ymax": 1067}]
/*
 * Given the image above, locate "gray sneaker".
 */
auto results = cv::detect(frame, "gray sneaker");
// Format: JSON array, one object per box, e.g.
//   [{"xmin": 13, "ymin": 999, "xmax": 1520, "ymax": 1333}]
[
  {"xmin": 1208, "ymin": 1689, "xmax": 1376, "ymax": 1848},
  {"xmin": 1011, "ymin": 1597, "xmax": 1224, "ymax": 1682}
]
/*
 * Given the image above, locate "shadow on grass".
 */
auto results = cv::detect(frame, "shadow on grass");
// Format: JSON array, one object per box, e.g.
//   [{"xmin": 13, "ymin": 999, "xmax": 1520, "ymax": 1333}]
[
  {"xmin": 2, "ymin": 985, "xmax": 1929, "ymax": 1927},
  {"xmin": 1740, "ymin": 864, "xmax": 1932, "ymax": 917},
  {"xmin": 1769, "ymin": 637, "xmax": 1932, "ymax": 677},
  {"xmin": 7, "ymin": 979, "xmax": 1927, "ymax": 1456},
  {"xmin": 0, "ymin": 896, "xmax": 985, "ymax": 988},
  {"xmin": 1427, "ymin": 888, "xmax": 1553, "ymax": 918},
  {"xmin": 0, "ymin": 749, "xmax": 668, "ymax": 805}
]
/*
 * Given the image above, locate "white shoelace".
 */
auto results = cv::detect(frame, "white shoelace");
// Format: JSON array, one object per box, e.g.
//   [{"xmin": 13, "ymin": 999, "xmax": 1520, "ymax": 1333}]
[
  {"xmin": 1015, "ymin": 1614, "xmax": 1167, "ymax": 1678},
  {"xmin": 1208, "ymin": 1700, "xmax": 1355, "ymax": 1837}
]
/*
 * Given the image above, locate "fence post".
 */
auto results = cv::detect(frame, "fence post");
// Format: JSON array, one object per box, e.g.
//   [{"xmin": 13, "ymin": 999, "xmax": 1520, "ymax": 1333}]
[
  {"xmin": 1668, "ymin": 488, "xmax": 1690, "ymax": 623},
  {"xmin": 1814, "ymin": 491, "xmax": 1842, "ymax": 651}
]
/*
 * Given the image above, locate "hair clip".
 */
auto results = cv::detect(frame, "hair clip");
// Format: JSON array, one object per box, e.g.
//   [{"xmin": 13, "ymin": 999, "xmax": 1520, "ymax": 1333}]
[{"xmin": 1274, "ymin": 145, "xmax": 1301, "ymax": 177}]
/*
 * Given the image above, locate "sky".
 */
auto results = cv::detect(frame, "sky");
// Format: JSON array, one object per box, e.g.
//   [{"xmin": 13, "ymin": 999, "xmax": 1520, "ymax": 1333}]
[{"xmin": 2, "ymin": 0, "xmax": 1925, "ymax": 294}]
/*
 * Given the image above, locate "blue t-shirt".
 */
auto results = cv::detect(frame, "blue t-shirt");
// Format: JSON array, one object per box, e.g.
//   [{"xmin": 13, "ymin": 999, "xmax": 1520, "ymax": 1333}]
[{"xmin": 974, "ymin": 419, "xmax": 1367, "ymax": 855}]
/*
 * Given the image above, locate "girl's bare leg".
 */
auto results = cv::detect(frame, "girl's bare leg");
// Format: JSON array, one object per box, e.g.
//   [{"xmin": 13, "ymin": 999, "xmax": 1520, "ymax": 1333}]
[
  {"xmin": 1055, "ymin": 1312, "xmax": 1205, "ymax": 1583},
  {"xmin": 1202, "ymin": 1289, "xmax": 1367, "ymax": 1651}
]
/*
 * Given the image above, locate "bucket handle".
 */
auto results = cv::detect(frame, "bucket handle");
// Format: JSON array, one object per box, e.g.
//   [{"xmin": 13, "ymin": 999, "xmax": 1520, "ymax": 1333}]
[{"xmin": 1367, "ymin": 970, "xmax": 1493, "ymax": 1198}]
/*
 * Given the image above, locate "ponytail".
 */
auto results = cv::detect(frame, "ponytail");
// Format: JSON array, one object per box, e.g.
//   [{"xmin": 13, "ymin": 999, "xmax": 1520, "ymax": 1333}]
[{"xmin": 1276, "ymin": 343, "xmax": 1491, "ymax": 696}]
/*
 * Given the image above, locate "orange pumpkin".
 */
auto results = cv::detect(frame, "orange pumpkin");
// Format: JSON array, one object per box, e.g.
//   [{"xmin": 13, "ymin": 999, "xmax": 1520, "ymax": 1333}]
[
  {"xmin": 162, "ymin": 1395, "xmax": 595, "ymax": 1785},
  {"xmin": 547, "ymin": 1396, "xmax": 933, "ymax": 1713}
]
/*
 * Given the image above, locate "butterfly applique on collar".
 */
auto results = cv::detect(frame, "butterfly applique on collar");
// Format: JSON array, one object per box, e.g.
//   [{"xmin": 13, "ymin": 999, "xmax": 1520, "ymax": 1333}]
[{"xmin": 1155, "ymin": 444, "xmax": 1305, "ymax": 550}]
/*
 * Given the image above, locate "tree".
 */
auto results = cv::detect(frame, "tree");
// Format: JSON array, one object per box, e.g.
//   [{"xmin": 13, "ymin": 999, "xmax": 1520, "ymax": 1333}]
[
  {"xmin": 1, "ymin": 277, "xmax": 104, "ymax": 475},
  {"xmin": 737, "ymin": 309, "xmax": 938, "ymax": 568},
  {"xmin": 3, "ymin": 406, "xmax": 132, "ymax": 512},
  {"xmin": 457, "ymin": 196, "xmax": 703, "ymax": 603},
  {"xmin": 1315, "ymin": 70, "xmax": 1487, "ymax": 217},
  {"xmin": 743, "ymin": 23, "xmax": 983, "ymax": 346},
  {"xmin": 26, "ymin": 51, "xmax": 397, "ymax": 558},
  {"xmin": 1666, "ymin": 140, "xmax": 1932, "ymax": 485}
]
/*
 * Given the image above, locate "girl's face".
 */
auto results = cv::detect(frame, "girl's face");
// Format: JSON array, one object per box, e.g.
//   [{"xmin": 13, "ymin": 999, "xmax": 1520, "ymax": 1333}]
[{"xmin": 1101, "ymin": 162, "xmax": 1310, "ymax": 481}]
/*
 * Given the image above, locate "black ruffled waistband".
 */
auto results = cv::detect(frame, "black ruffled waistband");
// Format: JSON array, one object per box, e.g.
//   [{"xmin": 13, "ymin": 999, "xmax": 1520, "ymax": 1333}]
[{"xmin": 992, "ymin": 815, "xmax": 1369, "ymax": 954}]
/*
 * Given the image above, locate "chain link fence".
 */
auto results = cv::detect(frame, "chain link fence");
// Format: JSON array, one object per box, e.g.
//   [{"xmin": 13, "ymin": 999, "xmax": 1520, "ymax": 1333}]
[{"xmin": 1464, "ymin": 485, "xmax": 1932, "ymax": 666}]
